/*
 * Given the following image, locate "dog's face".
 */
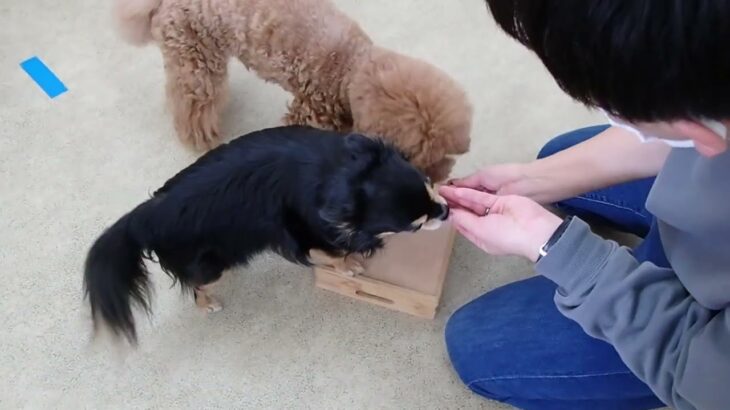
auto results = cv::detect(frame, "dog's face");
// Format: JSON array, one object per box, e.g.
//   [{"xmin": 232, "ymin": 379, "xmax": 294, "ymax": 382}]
[{"xmin": 319, "ymin": 134, "xmax": 449, "ymax": 252}]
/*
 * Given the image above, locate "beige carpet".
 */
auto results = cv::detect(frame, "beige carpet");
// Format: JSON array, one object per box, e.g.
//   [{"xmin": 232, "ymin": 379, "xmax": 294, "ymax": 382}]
[{"xmin": 1, "ymin": 0, "xmax": 603, "ymax": 408}]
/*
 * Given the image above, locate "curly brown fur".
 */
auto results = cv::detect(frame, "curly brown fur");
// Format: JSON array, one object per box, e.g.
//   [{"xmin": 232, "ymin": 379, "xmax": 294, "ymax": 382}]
[{"xmin": 114, "ymin": 0, "xmax": 473, "ymax": 181}]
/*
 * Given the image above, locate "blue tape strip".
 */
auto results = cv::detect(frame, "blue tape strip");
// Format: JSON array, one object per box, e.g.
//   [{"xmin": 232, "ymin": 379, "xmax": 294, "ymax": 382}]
[{"xmin": 20, "ymin": 56, "xmax": 68, "ymax": 98}]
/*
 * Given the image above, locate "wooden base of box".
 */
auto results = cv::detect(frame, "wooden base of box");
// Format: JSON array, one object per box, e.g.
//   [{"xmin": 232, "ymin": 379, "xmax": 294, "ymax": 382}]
[{"xmin": 314, "ymin": 225, "xmax": 456, "ymax": 319}]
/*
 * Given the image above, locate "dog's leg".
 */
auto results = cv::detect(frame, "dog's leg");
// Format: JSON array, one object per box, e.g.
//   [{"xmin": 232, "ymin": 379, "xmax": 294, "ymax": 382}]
[
  {"xmin": 190, "ymin": 250, "xmax": 227, "ymax": 313},
  {"xmin": 284, "ymin": 96, "xmax": 308, "ymax": 125},
  {"xmin": 284, "ymin": 96, "xmax": 352, "ymax": 132},
  {"xmin": 309, "ymin": 249, "xmax": 365, "ymax": 277},
  {"xmin": 343, "ymin": 253, "xmax": 366, "ymax": 276},
  {"xmin": 194, "ymin": 282, "xmax": 223, "ymax": 313},
  {"xmin": 161, "ymin": 46, "xmax": 229, "ymax": 151}
]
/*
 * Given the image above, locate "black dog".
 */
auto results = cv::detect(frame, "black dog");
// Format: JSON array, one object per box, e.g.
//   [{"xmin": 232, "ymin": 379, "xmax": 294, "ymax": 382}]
[{"xmin": 84, "ymin": 126, "xmax": 449, "ymax": 343}]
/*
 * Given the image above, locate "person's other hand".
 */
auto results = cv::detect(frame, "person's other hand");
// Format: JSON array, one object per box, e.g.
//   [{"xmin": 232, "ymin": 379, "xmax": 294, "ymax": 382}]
[
  {"xmin": 439, "ymin": 185, "xmax": 562, "ymax": 262},
  {"xmin": 448, "ymin": 163, "xmax": 535, "ymax": 197}
]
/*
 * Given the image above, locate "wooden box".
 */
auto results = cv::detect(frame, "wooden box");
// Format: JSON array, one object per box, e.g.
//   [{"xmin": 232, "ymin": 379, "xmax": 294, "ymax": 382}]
[{"xmin": 314, "ymin": 224, "xmax": 456, "ymax": 319}]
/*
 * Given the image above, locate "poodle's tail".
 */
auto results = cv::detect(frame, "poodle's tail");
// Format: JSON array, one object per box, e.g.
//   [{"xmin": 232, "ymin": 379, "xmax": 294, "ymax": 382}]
[
  {"xmin": 113, "ymin": 0, "xmax": 162, "ymax": 46},
  {"xmin": 83, "ymin": 202, "xmax": 155, "ymax": 344}
]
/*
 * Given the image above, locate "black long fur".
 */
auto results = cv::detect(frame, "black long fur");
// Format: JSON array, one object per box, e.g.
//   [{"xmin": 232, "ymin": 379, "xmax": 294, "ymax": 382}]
[{"xmin": 83, "ymin": 126, "xmax": 447, "ymax": 343}]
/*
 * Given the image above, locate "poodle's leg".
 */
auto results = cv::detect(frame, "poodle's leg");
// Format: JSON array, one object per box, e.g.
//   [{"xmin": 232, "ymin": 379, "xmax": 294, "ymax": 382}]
[
  {"xmin": 284, "ymin": 96, "xmax": 352, "ymax": 132},
  {"xmin": 283, "ymin": 96, "xmax": 311, "ymax": 126},
  {"xmin": 309, "ymin": 249, "xmax": 365, "ymax": 277},
  {"xmin": 162, "ymin": 46, "xmax": 229, "ymax": 151},
  {"xmin": 284, "ymin": 96, "xmax": 331, "ymax": 128}
]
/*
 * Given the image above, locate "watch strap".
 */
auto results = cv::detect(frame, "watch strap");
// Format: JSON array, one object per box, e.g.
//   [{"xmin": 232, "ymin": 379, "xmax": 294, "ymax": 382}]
[{"xmin": 537, "ymin": 216, "xmax": 573, "ymax": 262}]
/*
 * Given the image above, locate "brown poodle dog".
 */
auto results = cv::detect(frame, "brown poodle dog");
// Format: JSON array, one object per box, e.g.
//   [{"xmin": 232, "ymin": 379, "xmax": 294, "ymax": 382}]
[{"xmin": 115, "ymin": 0, "xmax": 473, "ymax": 181}]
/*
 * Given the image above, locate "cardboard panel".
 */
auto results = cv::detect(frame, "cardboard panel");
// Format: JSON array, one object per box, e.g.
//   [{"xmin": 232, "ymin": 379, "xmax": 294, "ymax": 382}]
[
  {"xmin": 362, "ymin": 225, "xmax": 455, "ymax": 294},
  {"xmin": 314, "ymin": 224, "xmax": 456, "ymax": 319}
]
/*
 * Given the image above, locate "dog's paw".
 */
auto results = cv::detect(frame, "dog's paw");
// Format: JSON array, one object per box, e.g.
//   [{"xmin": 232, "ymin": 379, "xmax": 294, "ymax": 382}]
[
  {"xmin": 204, "ymin": 298, "xmax": 223, "ymax": 313},
  {"xmin": 340, "ymin": 254, "xmax": 366, "ymax": 277},
  {"xmin": 195, "ymin": 291, "xmax": 223, "ymax": 314}
]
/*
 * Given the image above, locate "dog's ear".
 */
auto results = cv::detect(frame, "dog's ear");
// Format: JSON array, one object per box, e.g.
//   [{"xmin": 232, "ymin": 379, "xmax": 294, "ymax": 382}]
[
  {"xmin": 318, "ymin": 178, "xmax": 383, "ymax": 253},
  {"xmin": 343, "ymin": 133, "xmax": 383, "ymax": 163},
  {"xmin": 319, "ymin": 135, "xmax": 379, "ymax": 223},
  {"xmin": 318, "ymin": 175, "xmax": 358, "ymax": 225}
]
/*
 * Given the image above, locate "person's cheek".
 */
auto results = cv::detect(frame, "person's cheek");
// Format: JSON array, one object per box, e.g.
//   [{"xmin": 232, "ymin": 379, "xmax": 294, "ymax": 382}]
[{"xmin": 695, "ymin": 139, "xmax": 728, "ymax": 157}]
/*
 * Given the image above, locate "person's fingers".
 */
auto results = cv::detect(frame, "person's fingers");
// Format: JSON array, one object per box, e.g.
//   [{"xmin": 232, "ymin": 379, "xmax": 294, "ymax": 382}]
[
  {"xmin": 496, "ymin": 180, "xmax": 530, "ymax": 198},
  {"xmin": 449, "ymin": 208, "xmax": 490, "ymax": 250},
  {"xmin": 440, "ymin": 186, "xmax": 498, "ymax": 215},
  {"xmin": 453, "ymin": 187, "xmax": 499, "ymax": 205},
  {"xmin": 439, "ymin": 188, "xmax": 487, "ymax": 215},
  {"xmin": 440, "ymin": 187, "xmax": 489, "ymax": 215},
  {"xmin": 449, "ymin": 206, "xmax": 482, "ymax": 222},
  {"xmin": 454, "ymin": 223, "xmax": 480, "ymax": 244},
  {"xmin": 495, "ymin": 182, "xmax": 517, "ymax": 196},
  {"xmin": 448, "ymin": 172, "xmax": 485, "ymax": 189},
  {"xmin": 439, "ymin": 186, "xmax": 475, "ymax": 210},
  {"xmin": 449, "ymin": 208, "xmax": 483, "ymax": 235}
]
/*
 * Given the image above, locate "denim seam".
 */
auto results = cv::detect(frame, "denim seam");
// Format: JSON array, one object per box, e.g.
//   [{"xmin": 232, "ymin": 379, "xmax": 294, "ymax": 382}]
[
  {"xmin": 467, "ymin": 370, "xmax": 633, "ymax": 387},
  {"xmin": 567, "ymin": 195, "xmax": 649, "ymax": 219}
]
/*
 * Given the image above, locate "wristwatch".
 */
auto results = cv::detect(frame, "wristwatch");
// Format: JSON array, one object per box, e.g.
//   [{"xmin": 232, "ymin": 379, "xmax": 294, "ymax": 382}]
[{"xmin": 537, "ymin": 216, "xmax": 573, "ymax": 262}]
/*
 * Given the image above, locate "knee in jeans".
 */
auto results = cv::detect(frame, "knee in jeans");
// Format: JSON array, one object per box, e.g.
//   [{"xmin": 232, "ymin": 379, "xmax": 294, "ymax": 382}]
[
  {"xmin": 444, "ymin": 304, "xmax": 501, "ymax": 386},
  {"xmin": 444, "ymin": 307, "xmax": 466, "ymax": 354},
  {"xmin": 444, "ymin": 307, "xmax": 474, "ymax": 378},
  {"xmin": 537, "ymin": 124, "xmax": 612, "ymax": 160}
]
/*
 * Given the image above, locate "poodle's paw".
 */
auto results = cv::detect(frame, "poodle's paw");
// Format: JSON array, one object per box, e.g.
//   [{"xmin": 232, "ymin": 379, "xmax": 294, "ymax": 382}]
[
  {"xmin": 174, "ymin": 108, "xmax": 222, "ymax": 152},
  {"xmin": 189, "ymin": 129, "xmax": 221, "ymax": 152}
]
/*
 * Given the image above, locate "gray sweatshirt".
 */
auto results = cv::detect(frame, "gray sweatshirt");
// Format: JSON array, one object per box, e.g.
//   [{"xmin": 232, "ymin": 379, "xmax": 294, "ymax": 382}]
[{"xmin": 535, "ymin": 147, "xmax": 730, "ymax": 410}]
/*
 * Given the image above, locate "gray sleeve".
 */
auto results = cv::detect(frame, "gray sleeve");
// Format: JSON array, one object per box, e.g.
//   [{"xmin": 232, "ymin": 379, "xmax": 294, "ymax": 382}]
[{"xmin": 535, "ymin": 217, "xmax": 730, "ymax": 410}]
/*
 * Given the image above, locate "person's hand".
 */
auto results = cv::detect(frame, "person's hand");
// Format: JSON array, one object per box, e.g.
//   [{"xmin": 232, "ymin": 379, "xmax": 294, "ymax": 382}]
[
  {"xmin": 439, "ymin": 185, "xmax": 563, "ymax": 262},
  {"xmin": 449, "ymin": 163, "xmax": 538, "ymax": 198}
]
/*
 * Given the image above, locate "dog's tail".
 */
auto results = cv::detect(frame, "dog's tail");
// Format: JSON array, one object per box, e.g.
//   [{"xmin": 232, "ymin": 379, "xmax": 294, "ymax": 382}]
[
  {"xmin": 113, "ymin": 0, "xmax": 162, "ymax": 46},
  {"xmin": 83, "ymin": 203, "xmax": 154, "ymax": 344}
]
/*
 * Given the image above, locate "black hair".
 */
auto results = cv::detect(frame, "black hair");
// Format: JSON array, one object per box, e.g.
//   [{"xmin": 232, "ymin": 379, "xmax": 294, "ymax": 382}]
[{"xmin": 485, "ymin": 0, "xmax": 730, "ymax": 122}]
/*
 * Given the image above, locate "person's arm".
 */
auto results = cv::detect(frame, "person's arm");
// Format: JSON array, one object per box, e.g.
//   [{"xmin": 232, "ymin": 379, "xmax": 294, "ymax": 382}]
[
  {"xmin": 440, "ymin": 186, "xmax": 730, "ymax": 408},
  {"xmin": 536, "ymin": 218, "xmax": 730, "ymax": 410},
  {"xmin": 453, "ymin": 126, "xmax": 671, "ymax": 204},
  {"xmin": 514, "ymin": 126, "xmax": 671, "ymax": 203}
]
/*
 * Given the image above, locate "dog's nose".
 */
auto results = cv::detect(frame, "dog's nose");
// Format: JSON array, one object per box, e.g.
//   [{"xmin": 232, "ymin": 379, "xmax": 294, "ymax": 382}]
[{"xmin": 437, "ymin": 204, "xmax": 449, "ymax": 220}]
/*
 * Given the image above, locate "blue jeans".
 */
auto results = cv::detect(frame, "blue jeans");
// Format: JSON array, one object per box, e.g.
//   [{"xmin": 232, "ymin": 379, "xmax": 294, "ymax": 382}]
[{"xmin": 445, "ymin": 125, "xmax": 668, "ymax": 410}]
